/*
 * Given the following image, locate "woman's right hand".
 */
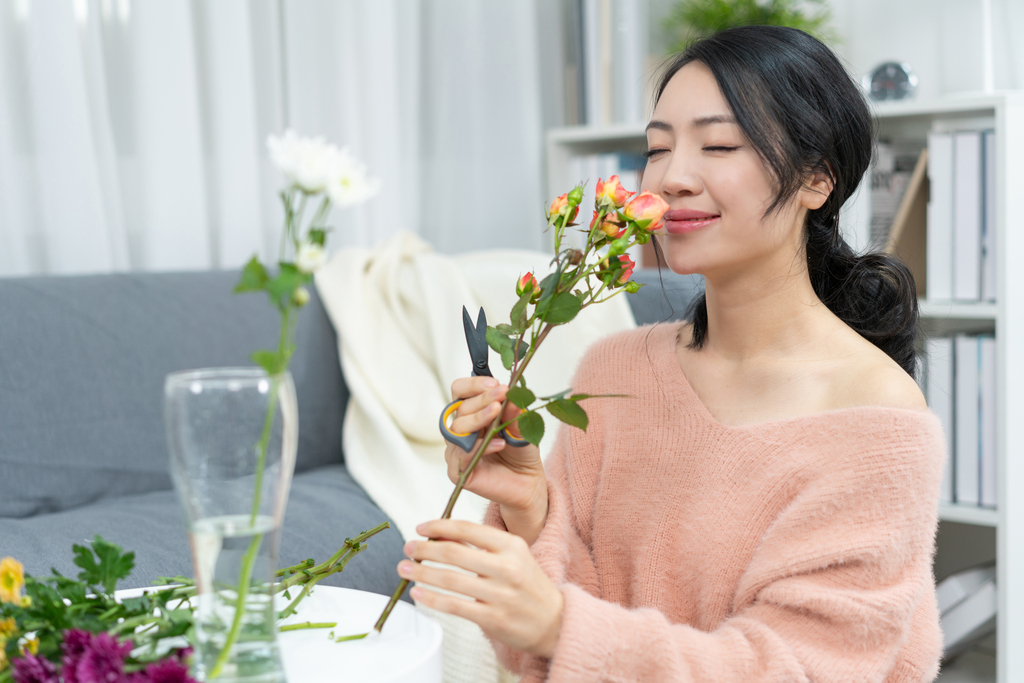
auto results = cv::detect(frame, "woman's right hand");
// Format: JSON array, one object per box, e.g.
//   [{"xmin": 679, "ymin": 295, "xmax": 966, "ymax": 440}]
[{"xmin": 444, "ymin": 376, "xmax": 548, "ymax": 543}]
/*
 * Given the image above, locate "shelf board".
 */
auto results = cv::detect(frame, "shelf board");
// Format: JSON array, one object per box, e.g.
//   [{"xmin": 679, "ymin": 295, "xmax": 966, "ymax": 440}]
[
  {"xmin": 939, "ymin": 503, "xmax": 999, "ymax": 527},
  {"xmin": 547, "ymin": 124, "xmax": 645, "ymax": 145},
  {"xmin": 919, "ymin": 300, "xmax": 998, "ymax": 320}
]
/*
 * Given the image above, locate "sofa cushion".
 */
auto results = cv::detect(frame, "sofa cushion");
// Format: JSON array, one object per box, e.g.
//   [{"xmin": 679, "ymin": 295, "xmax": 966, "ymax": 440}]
[
  {"xmin": 0, "ymin": 464, "xmax": 407, "ymax": 600},
  {"xmin": 0, "ymin": 272, "xmax": 347, "ymax": 518},
  {"xmin": 629, "ymin": 268, "xmax": 703, "ymax": 326}
]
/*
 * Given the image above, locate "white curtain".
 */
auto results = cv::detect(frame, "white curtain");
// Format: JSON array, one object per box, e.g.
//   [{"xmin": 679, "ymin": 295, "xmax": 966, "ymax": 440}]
[{"xmin": 0, "ymin": 0, "xmax": 548, "ymax": 276}]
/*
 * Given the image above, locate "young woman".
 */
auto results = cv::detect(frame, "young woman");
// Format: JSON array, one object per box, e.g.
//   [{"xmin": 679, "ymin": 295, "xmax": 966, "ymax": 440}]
[{"xmin": 397, "ymin": 26, "xmax": 944, "ymax": 682}]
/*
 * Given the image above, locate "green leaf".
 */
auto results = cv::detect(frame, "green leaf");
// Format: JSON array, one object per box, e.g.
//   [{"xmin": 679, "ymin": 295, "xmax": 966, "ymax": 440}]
[
  {"xmin": 267, "ymin": 265, "xmax": 311, "ymax": 306},
  {"xmin": 509, "ymin": 289, "xmax": 532, "ymax": 332},
  {"xmin": 486, "ymin": 326, "xmax": 513, "ymax": 354},
  {"xmin": 507, "ymin": 386, "xmax": 535, "ymax": 409},
  {"xmin": 499, "ymin": 345, "xmax": 515, "ymax": 371},
  {"xmin": 546, "ymin": 399, "xmax": 589, "ymax": 431},
  {"xmin": 251, "ymin": 350, "xmax": 285, "ymax": 375},
  {"xmin": 234, "ymin": 256, "xmax": 269, "ymax": 293},
  {"xmin": 539, "ymin": 388, "xmax": 571, "ymax": 401},
  {"xmin": 73, "ymin": 536, "xmax": 135, "ymax": 595},
  {"xmin": 308, "ymin": 228, "xmax": 327, "ymax": 246},
  {"xmin": 516, "ymin": 411, "xmax": 545, "ymax": 446},
  {"xmin": 495, "ymin": 324, "xmax": 517, "ymax": 336},
  {"xmin": 540, "ymin": 292, "xmax": 582, "ymax": 324},
  {"xmin": 536, "ymin": 270, "xmax": 561, "ymax": 311}
]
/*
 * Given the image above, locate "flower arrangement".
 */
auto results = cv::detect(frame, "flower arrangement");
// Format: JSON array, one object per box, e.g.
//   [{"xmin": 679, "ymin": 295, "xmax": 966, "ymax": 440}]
[
  {"xmin": 0, "ymin": 130, "xmax": 388, "ymax": 683},
  {"xmin": 374, "ymin": 175, "xmax": 670, "ymax": 629}
]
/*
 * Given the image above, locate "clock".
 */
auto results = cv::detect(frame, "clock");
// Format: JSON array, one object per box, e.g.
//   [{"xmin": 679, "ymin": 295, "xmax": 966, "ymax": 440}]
[{"xmin": 863, "ymin": 62, "xmax": 918, "ymax": 101}]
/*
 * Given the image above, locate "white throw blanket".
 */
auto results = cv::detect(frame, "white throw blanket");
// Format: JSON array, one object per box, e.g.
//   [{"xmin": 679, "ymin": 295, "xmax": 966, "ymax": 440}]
[{"xmin": 315, "ymin": 231, "xmax": 636, "ymax": 683}]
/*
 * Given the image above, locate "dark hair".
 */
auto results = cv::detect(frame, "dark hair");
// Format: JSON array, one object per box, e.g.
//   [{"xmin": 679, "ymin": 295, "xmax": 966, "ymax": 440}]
[{"xmin": 655, "ymin": 26, "xmax": 919, "ymax": 377}]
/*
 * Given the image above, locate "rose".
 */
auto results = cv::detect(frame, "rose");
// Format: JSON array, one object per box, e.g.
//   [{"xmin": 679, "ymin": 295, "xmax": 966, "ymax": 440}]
[
  {"xmin": 589, "ymin": 211, "xmax": 626, "ymax": 239},
  {"xmin": 595, "ymin": 175, "xmax": 634, "ymax": 210},
  {"xmin": 516, "ymin": 272, "xmax": 541, "ymax": 303},
  {"xmin": 621, "ymin": 192, "xmax": 670, "ymax": 231},
  {"xmin": 546, "ymin": 193, "xmax": 580, "ymax": 225},
  {"xmin": 598, "ymin": 253, "xmax": 636, "ymax": 287},
  {"xmin": 295, "ymin": 242, "xmax": 327, "ymax": 274}
]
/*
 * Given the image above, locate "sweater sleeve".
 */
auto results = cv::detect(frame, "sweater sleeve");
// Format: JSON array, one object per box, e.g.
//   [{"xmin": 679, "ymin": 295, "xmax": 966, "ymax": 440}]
[{"xmin": 493, "ymin": 412, "xmax": 946, "ymax": 683}]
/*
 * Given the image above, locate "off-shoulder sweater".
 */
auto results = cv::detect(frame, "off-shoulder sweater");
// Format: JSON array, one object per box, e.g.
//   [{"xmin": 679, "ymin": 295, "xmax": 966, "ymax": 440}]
[{"xmin": 485, "ymin": 323, "xmax": 946, "ymax": 682}]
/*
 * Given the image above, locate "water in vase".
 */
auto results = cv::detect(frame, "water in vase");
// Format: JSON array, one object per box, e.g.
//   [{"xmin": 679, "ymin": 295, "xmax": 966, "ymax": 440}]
[{"xmin": 190, "ymin": 514, "xmax": 285, "ymax": 683}]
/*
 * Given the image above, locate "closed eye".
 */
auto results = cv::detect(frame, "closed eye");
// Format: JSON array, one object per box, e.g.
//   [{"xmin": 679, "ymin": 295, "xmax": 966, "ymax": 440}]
[
  {"xmin": 642, "ymin": 148, "xmax": 668, "ymax": 159},
  {"xmin": 704, "ymin": 146, "xmax": 740, "ymax": 152}
]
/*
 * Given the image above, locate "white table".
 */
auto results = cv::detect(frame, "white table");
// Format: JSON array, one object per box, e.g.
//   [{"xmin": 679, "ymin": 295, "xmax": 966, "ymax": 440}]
[
  {"xmin": 278, "ymin": 586, "xmax": 442, "ymax": 683},
  {"xmin": 118, "ymin": 585, "xmax": 443, "ymax": 683}
]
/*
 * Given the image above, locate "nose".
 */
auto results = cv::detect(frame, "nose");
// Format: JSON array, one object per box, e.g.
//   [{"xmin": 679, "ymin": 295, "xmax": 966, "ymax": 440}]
[{"xmin": 659, "ymin": 151, "xmax": 703, "ymax": 198}]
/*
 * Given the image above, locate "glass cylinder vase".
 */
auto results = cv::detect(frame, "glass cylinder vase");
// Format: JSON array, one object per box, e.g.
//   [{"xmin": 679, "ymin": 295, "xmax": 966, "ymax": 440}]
[{"xmin": 164, "ymin": 368, "xmax": 298, "ymax": 683}]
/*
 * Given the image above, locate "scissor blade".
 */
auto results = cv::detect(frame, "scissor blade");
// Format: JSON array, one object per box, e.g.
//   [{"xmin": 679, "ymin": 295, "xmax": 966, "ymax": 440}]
[{"xmin": 463, "ymin": 306, "xmax": 492, "ymax": 377}]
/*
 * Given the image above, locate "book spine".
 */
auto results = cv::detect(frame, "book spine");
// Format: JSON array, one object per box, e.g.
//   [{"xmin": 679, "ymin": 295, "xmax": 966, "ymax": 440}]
[
  {"xmin": 954, "ymin": 335, "xmax": 980, "ymax": 506},
  {"xmin": 953, "ymin": 132, "xmax": 982, "ymax": 301},
  {"xmin": 926, "ymin": 336, "xmax": 956, "ymax": 504},
  {"xmin": 927, "ymin": 132, "xmax": 954, "ymax": 300},
  {"xmin": 981, "ymin": 130, "xmax": 997, "ymax": 301},
  {"xmin": 979, "ymin": 335, "xmax": 997, "ymax": 508}
]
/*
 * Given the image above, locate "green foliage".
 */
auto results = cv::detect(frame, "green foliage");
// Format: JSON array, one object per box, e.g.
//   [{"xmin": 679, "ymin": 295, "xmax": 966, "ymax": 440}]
[
  {"xmin": 541, "ymin": 292, "xmax": 583, "ymax": 324},
  {"xmin": 516, "ymin": 411, "xmax": 545, "ymax": 446},
  {"xmin": 72, "ymin": 536, "xmax": 135, "ymax": 595},
  {"xmin": 487, "ymin": 327, "xmax": 530, "ymax": 371},
  {"xmin": 506, "ymin": 386, "xmax": 535, "ymax": 409},
  {"xmin": 251, "ymin": 349, "xmax": 286, "ymax": 375},
  {"xmin": 546, "ymin": 399, "xmax": 589, "ymax": 431},
  {"xmin": 662, "ymin": 0, "xmax": 839, "ymax": 53},
  {"xmin": 509, "ymin": 290, "xmax": 532, "ymax": 332},
  {"xmin": 234, "ymin": 256, "xmax": 269, "ymax": 293}
]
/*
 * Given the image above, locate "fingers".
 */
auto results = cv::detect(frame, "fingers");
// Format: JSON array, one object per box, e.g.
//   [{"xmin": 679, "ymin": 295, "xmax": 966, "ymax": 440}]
[
  {"xmin": 446, "ymin": 379, "xmax": 510, "ymax": 441},
  {"xmin": 402, "ymin": 536, "xmax": 503, "ymax": 580},
  {"xmin": 415, "ymin": 519, "xmax": 518, "ymax": 554}
]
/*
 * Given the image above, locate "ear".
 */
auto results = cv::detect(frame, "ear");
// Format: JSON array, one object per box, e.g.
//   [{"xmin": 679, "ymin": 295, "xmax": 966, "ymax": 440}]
[{"xmin": 799, "ymin": 169, "xmax": 833, "ymax": 211}]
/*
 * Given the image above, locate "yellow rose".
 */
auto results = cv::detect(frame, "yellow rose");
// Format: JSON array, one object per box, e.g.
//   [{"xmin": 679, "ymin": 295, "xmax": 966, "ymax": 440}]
[
  {"xmin": 19, "ymin": 636, "xmax": 38, "ymax": 655},
  {"xmin": 0, "ymin": 558, "xmax": 24, "ymax": 605}
]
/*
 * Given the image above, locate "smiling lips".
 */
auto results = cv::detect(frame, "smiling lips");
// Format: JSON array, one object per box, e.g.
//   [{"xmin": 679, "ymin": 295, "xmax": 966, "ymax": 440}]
[{"xmin": 663, "ymin": 208, "xmax": 720, "ymax": 234}]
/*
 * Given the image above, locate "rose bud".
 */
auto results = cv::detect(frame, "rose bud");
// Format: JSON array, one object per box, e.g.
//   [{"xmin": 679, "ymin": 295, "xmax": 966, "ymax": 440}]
[
  {"xmin": 624, "ymin": 281, "xmax": 644, "ymax": 294},
  {"xmin": 516, "ymin": 270, "xmax": 540, "ymax": 296},
  {"xmin": 589, "ymin": 210, "xmax": 626, "ymax": 239},
  {"xmin": 615, "ymin": 253, "xmax": 636, "ymax": 285},
  {"xmin": 595, "ymin": 175, "xmax": 634, "ymax": 210},
  {"xmin": 622, "ymin": 192, "xmax": 670, "ymax": 231},
  {"xmin": 547, "ymin": 193, "xmax": 580, "ymax": 225},
  {"xmin": 567, "ymin": 249, "xmax": 584, "ymax": 265}
]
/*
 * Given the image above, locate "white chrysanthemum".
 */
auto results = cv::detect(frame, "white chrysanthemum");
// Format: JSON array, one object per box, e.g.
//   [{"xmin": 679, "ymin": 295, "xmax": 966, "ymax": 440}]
[
  {"xmin": 267, "ymin": 129, "xmax": 341, "ymax": 194},
  {"xmin": 325, "ymin": 152, "xmax": 379, "ymax": 207},
  {"xmin": 295, "ymin": 242, "xmax": 327, "ymax": 274}
]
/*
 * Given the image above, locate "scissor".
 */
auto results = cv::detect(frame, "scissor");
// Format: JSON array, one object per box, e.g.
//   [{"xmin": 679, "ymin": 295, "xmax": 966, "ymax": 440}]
[{"xmin": 439, "ymin": 306, "xmax": 531, "ymax": 452}]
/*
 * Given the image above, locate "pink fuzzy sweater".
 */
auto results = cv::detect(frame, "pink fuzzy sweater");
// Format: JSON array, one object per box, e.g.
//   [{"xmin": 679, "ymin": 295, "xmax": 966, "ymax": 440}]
[{"xmin": 485, "ymin": 324, "xmax": 945, "ymax": 682}]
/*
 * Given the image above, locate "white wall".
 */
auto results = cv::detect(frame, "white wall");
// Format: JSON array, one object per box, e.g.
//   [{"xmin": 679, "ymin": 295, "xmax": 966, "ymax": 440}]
[{"xmin": 830, "ymin": 0, "xmax": 1024, "ymax": 99}]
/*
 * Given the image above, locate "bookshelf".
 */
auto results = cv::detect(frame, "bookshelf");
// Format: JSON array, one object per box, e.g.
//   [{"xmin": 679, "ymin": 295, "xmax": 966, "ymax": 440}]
[{"xmin": 545, "ymin": 92, "xmax": 1024, "ymax": 683}]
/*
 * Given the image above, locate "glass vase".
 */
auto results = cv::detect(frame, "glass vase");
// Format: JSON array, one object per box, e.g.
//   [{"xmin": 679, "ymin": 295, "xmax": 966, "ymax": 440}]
[{"xmin": 164, "ymin": 368, "xmax": 298, "ymax": 683}]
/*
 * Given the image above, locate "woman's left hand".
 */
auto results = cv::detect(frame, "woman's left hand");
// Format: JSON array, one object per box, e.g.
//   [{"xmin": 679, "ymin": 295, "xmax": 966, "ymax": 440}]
[{"xmin": 398, "ymin": 518, "xmax": 563, "ymax": 659}]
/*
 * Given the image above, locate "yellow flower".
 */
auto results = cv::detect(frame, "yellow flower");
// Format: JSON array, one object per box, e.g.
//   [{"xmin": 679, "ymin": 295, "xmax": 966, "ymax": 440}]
[
  {"xmin": 19, "ymin": 637, "xmax": 38, "ymax": 655},
  {"xmin": 0, "ymin": 558, "xmax": 24, "ymax": 604}
]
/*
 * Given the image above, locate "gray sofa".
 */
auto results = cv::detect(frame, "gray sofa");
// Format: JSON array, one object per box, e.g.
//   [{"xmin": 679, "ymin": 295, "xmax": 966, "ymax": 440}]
[{"xmin": 0, "ymin": 267, "xmax": 700, "ymax": 597}]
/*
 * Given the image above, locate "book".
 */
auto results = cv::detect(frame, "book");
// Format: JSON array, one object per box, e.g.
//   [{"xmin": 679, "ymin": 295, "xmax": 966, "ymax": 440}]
[
  {"xmin": 952, "ymin": 131, "xmax": 982, "ymax": 301},
  {"xmin": 926, "ymin": 133, "xmax": 954, "ymax": 300},
  {"xmin": 981, "ymin": 130, "xmax": 997, "ymax": 301},
  {"xmin": 954, "ymin": 335, "xmax": 980, "ymax": 506},
  {"xmin": 926, "ymin": 336, "xmax": 955, "ymax": 504},
  {"xmin": 979, "ymin": 335, "xmax": 997, "ymax": 508}
]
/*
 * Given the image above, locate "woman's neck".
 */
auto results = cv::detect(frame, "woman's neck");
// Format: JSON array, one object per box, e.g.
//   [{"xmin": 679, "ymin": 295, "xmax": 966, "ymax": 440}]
[{"xmin": 700, "ymin": 258, "xmax": 833, "ymax": 365}]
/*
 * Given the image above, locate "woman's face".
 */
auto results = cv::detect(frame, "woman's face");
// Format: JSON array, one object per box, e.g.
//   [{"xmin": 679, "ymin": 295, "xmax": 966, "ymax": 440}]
[{"xmin": 641, "ymin": 62, "xmax": 814, "ymax": 282}]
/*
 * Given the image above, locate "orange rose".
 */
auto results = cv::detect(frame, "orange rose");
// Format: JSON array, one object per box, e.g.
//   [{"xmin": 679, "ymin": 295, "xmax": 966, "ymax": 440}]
[
  {"xmin": 516, "ymin": 272, "xmax": 540, "ymax": 302},
  {"xmin": 615, "ymin": 253, "xmax": 636, "ymax": 285},
  {"xmin": 589, "ymin": 210, "xmax": 625, "ymax": 239},
  {"xmin": 595, "ymin": 175, "xmax": 634, "ymax": 210},
  {"xmin": 621, "ymin": 192, "xmax": 670, "ymax": 231},
  {"xmin": 546, "ymin": 193, "xmax": 580, "ymax": 225}
]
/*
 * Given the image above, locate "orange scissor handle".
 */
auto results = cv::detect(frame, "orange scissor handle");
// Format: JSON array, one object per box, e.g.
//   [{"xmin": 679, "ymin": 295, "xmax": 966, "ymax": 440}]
[{"xmin": 439, "ymin": 399, "xmax": 531, "ymax": 451}]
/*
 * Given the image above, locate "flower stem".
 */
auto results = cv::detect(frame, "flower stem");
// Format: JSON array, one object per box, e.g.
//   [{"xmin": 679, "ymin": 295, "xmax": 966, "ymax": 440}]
[
  {"xmin": 279, "ymin": 621, "xmax": 336, "ymax": 632},
  {"xmin": 207, "ymin": 532, "xmax": 264, "ymax": 680}
]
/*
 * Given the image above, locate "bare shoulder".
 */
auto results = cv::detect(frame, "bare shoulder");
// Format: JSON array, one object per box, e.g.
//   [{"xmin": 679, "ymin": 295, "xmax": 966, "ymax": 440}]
[{"xmin": 832, "ymin": 342, "xmax": 927, "ymax": 412}]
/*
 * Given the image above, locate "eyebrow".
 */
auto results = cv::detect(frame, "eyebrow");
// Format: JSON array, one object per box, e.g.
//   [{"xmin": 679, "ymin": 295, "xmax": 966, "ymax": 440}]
[{"xmin": 645, "ymin": 115, "xmax": 737, "ymax": 133}]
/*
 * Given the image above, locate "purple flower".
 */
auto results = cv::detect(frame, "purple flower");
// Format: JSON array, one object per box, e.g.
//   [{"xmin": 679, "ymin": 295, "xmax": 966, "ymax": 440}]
[
  {"xmin": 140, "ymin": 656, "xmax": 195, "ymax": 683},
  {"xmin": 61, "ymin": 629, "xmax": 94, "ymax": 683},
  {"xmin": 71, "ymin": 632, "xmax": 133, "ymax": 683},
  {"xmin": 10, "ymin": 652, "xmax": 59, "ymax": 683}
]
